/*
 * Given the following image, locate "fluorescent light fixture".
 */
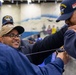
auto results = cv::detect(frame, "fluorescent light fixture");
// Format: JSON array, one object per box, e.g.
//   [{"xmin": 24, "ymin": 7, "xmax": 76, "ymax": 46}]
[
  {"xmin": 27, "ymin": 0, "xmax": 31, "ymax": 4},
  {"xmin": 11, "ymin": 0, "xmax": 14, "ymax": 3},
  {"xmin": 32, "ymin": 0, "xmax": 35, "ymax": 2},
  {"xmin": 8, "ymin": 0, "xmax": 10, "ymax": 1},
  {"xmin": 55, "ymin": 0, "xmax": 57, "ymax": 4},
  {"xmin": 44, "ymin": 0, "xmax": 46, "ymax": 2},
  {"xmin": 38, "ymin": 0, "xmax": 40, "ymax": 3},
  {"xmin": 0, "ymin": 0, "xmax": 4, "ymax": 3},
  {"xmin": 20, "ymin": 0, "xmax": 23, "ymax": 2}
]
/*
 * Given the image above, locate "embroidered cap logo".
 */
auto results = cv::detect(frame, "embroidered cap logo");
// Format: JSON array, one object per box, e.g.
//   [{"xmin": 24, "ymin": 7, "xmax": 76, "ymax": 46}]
[{"xmin": 60, "ymin": 4, "xmax": 67, "ymax": 15}]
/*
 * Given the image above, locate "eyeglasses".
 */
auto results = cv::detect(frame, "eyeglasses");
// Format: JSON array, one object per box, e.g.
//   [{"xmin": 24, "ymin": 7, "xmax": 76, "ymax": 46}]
[{"xmin": 3, "ymin": 33, "xmax": 21, "ymax": 38}]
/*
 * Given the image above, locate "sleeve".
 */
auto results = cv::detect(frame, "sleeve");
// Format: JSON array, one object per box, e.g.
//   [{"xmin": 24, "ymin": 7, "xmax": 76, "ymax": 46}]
[
  {"xmin": 64, "ymin": 29, "xmax": 76, "ymax": 59},
  {"xmin": 31, "ymin": 25, "xmax": 68, "ymax": 65},
  {"xmin": 40, "ymin": 58, "xmax": 64, "ymax": 75},
  {"xmin": 32, "ymin": 58, "xmax": 64, "ymax": 75},
  {"xmin": 0, "ymin": 51, "xmax": 8, "ymax": 75}
]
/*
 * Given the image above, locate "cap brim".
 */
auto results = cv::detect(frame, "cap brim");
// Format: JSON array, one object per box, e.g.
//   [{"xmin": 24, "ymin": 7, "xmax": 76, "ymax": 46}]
[
  {"xmin": 13, "ymin": 26, "xmax": 24, "ymax": 34},
  {"xmin": 56, "ymin": 11, "xmax": 74, "ymax": 22},
  {"xmin": 3, "ymin": 21, "xmax": 13, "ymax": 25}
]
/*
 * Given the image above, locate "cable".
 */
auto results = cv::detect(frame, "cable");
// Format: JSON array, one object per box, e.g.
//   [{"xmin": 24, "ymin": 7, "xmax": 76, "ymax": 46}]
[{"xmin": 26, "ymin": 48, "xmax": 65, "ymax": 56}]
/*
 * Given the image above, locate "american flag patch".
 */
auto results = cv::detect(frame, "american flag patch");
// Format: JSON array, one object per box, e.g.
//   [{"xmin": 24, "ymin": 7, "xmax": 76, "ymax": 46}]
[{"xmin": 72, "ymin": 3, "xmax": 76, "ymax": 8}]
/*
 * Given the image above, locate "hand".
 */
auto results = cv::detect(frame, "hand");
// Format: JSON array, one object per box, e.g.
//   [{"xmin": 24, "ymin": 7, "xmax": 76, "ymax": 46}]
[
  {"xmin": 68, "ymin": 25, "xmax": 76, "ymax": 32},
  {"xmin": 57, "ymin": 51, "xmax": 69, "ymax": 64}
]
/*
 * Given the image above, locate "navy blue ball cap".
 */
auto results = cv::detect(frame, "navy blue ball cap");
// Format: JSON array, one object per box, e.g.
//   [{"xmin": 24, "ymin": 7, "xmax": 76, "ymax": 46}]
[
  {"xmin": 2, "ymin": 15, "xmax": 13, "ymax": 25},
  {"xmin": 28, "ymin": 37, "xmax": 35, "ymax": 42},
  {"xmin": 56, "ymin": 0, "xmax": 76, "ymax": 22}
]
